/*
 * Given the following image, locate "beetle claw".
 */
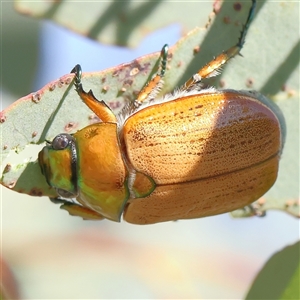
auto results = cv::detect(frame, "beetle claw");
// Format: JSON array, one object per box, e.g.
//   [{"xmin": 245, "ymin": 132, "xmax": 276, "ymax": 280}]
[
  {"xmin": 49, "ymin": 197, "xmax": 71, "ymax": 205},
  {"xmin": 70, "ymin": 64, "xmax": 83, "ymax": 92}
]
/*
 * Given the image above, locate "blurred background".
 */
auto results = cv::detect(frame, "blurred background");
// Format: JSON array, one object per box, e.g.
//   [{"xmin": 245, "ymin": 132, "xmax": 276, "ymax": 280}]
[{"xmin": 1, "ymin": 1, "xmax": 299, "ymax": 299}]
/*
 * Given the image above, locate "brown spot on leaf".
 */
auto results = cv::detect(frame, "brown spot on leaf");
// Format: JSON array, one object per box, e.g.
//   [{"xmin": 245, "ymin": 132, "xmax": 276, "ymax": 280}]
[
  {"xmin": 49, "ymin": 83, "xmax": 56, "ymax": 91},
  {"xmin": 193, "ymin": 46, "xmax": 200, "ymax": 55},
  {"xmin": 130, "ymin": 67, "xmax": 140, "ymax": 76},
  {"xmin": 223, "ymin": 16, "xmax": 231, "ymax": 24},
  {"xmin": 246, "ymin": 78, "xmax": 254, "ymax": 87},
  {"xmin": 65, "ymin": 77, "xmax": 72, "ymax": 85},
  {"xmin": 0, "ymin": 112, "xmax": 6, "ymax": 123},
  {"xmin": 29, "ymin": 188, "xmax": 43, "ymax": 196},
  {"xmin": 124, "ymin": 79, "xmax": 133, "ymax": 86},
  {"xmin": 176, "ymin": 61, "xmax": 182, "ymax": 68},
  {"xmin": 88, "ymin": 114, "xmax": 100, "ymax": 124},
  {"xmin": 102, "ymin": 86, "xmax": 109, "ymax": 92},
  {"xmin": 64, "ymin": 122, "xmax": 78, "ymax": 132},
  {"xmin": 112, "ymin": 69, "xmax": 121, "ymax": 77},
  {"xmin": 8, "ymin": 181, "xmax": 16, "ymax": 189},
  {"xmin": 213, "ymin": 0, "xmax": 222, "ymax": 14},
  {"xmin": 233, "ymin": 2, "xmax": 242, "ymax": 11},
  {"xmin": 109, "ymin": 101, "xmax": 122, "ymax": 110},
  {"xmin": 3, "ymin": 163, "xmax": 11, "ymax": 174},
  {"xmin": 57, "ymin": 79, "xmax": 64, "ymax": 88},
  {"xmin": 32, "ymin": 92, "xmax": 42, "ymax": 103}
]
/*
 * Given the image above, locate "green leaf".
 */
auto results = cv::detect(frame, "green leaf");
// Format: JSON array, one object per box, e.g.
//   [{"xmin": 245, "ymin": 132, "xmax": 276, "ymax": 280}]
[
  {"xmin": 280, "ymin": 264, "xmax": 300, "ymax": 299},
  {"xmin": 14, "ymin": 1, "xmax": 213, "ymax": 47},
  {"xmin": 245, "ymin": 241, "xmax": 300, "ymax": 299},
  {"xmin": 1, "ymin": 1, "xmax": 299, "ymax": 217}
]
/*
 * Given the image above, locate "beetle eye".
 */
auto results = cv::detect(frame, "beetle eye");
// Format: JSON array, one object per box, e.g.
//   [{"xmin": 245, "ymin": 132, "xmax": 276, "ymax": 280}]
[
  {"xmin": 52, "ymin": 134, "xmax": 74, "ymax": 150},
  {"xmin": 56, "ymin": 188, "xmax": 76, "ymax": 198}
]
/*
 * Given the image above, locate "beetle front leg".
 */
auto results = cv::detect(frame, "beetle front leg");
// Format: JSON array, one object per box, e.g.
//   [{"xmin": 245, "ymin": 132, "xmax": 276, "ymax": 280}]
[
  {"xmin": 70, "ymin": 64, "xmax": 117, "ymax": 123},
  {"xmin": 183, "ymin": 0, "xmax": 256, "ymax": 90},
  {"xmin": 50, "ymin": 197, "xmax": 105, "ymax": 220},
  {"xmin": 135, "ymin": 44, "xmax": 169, "ymax": 107}
]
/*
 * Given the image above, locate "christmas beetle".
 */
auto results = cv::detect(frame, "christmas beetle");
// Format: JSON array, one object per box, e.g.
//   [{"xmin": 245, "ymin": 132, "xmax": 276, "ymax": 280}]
[{"xmin": 38, "ymin": 0, "xmax": 285, "ymax": 224}]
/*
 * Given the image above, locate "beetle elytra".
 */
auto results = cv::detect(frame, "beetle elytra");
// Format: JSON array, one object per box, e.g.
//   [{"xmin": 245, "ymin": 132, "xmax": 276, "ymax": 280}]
[{"xmin": 38, "ymin": 0, "xmax": 285, "ymax": 224}]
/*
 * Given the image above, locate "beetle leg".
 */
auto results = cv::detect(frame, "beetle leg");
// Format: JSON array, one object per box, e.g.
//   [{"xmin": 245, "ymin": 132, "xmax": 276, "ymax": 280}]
[
  {"xmin": 135, "ymin": 44, "xmax": 169, "ymax": 107},
  {"xmin": 183, "ymin": 0, "xmax": 256, "ymax": 90},
  {"xmin": 70, "ymin": 64, "xmax": 117, "ymax": 123},
  {"xmin": 247, "ymin": 204, "xmax": 266, "ymax": 217},
  {"xmin": 50, "ymin": 197, "xmax": 105, "ymax": 220}
]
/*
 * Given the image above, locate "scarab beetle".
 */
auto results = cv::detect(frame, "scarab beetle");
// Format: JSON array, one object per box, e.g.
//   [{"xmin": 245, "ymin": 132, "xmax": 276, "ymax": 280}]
[{"xmin": 38, "ymin": 0, "xmax": 285, "ymax": 224}]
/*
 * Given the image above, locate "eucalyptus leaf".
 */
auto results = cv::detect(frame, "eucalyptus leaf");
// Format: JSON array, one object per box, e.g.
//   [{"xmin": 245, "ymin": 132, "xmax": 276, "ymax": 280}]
[
  {"xmin": 2, "ymin": 1, "xmax": 299, "ymax": 218},
  {"xmin": 245, "ymin": 241, "xmax": 300, "ymax": 299}
]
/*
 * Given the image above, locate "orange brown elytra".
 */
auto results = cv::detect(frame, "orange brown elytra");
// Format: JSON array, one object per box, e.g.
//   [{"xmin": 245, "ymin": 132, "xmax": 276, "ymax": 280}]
[{"xmin": 38, "ymin": 0, "xmax": 286, "ymax": 224}]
